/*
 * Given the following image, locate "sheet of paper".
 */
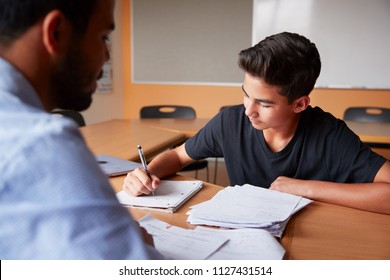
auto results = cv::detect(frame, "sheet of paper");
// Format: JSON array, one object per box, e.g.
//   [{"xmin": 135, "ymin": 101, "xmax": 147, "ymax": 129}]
[
  {"xmin": 188, "ymin": 184, "xmax": 301, "ymax": 223},
  {"xmin": 139, "ymin": 214, "xmax": 228, "ymax": 260},
  {"xmin": 194, "ymin": 227, "xmax": 285, "ymax": 260}
]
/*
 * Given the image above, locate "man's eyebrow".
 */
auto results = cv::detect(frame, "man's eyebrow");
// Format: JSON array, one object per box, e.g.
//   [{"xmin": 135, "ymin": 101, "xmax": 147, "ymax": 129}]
[
  {"xmin": 108, "ymin": 22, "xmax": 115, "ymax": 31},
  {"xmin": 241, "ymin": 85, "xmax": 276, "ymax": 104}
]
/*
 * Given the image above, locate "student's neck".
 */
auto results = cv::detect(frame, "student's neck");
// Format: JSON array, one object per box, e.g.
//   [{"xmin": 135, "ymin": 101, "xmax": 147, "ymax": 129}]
[{"xmin": 263, "ymin": 115, "xmax": 300, "ymax": 153}]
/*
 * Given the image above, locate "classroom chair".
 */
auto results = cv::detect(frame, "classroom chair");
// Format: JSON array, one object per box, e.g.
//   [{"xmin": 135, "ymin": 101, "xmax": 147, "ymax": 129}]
[
  {"xmin": 140, "ymin": 105, "xmax": 209, "ymax": 181},
  {"xmin": 343, "ymin": 106, "xmax": 390, "ymax": 149},
  {"xmin": 343, "ymin": 107, "xmax": 390, "ymax": 123}
]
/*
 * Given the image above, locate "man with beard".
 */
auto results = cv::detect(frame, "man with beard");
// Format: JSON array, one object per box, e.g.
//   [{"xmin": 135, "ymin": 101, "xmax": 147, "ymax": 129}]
[{"xmin": 0, "ymin": 0, "xmax": 162, "ymax": 259}]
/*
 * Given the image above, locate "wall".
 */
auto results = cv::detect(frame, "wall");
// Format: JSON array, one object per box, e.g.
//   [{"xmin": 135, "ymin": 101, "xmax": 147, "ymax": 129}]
[
  {"xmin": 78, "ymin": 1, "xmax": 390, "ymax": 123},
  {"xmin": 121, "ymin": 0, "xmax": 390, "ymax": 120}
]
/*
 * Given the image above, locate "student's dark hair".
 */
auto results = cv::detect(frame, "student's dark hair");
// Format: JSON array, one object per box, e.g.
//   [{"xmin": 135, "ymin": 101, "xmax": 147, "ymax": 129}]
[
  {"xmin": 238, "ymin": 32, "xmax": 321, "ymax": 103},
  {"xmin": 0, "ymin": 0, "xmax": 98, "ymax": 46}
]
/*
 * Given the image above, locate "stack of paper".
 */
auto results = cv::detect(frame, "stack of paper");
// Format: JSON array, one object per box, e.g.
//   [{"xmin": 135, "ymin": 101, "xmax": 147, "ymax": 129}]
[
  {"xmin": 187, "ymin": 184, "xmax": 312, "ymax": 237},
  {"xmin": 139, "ymin": 214, "xmax": 285, "ymax": 260}
]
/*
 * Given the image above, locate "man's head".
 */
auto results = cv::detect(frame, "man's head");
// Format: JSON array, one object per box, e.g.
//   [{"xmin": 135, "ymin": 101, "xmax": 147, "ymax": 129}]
[
  {"xmin": 238, "ymin": 32, "xmax": 321, "ymax": 104},
  {"xmin": 0, "ymin": 0, "xmax": 97, "ymax": 47},
  {"xmin": 0, "ymin": 0, "xmax": 115, "ymax": 111}
]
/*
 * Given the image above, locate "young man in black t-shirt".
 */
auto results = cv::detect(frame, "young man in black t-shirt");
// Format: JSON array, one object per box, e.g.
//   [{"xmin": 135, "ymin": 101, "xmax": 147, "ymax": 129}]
[{"xmin": 123, "ymin": 32, "xmax": 390, "ymax": 215}]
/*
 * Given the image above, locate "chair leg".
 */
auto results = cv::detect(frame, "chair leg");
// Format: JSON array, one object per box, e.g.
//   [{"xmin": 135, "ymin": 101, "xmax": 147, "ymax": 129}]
[
  {"xmin": 213, "ymin": 158, "xmax": 218, "ymax": 184},
  {"xmin": 194, "ymin": 167, "xmax": 209, "ymax": 182}
]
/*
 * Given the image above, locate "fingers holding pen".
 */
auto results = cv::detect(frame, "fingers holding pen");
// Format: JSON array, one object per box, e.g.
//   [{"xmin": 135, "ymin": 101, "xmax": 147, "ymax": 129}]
[{"xmin": 123, "ymin": 168, "xmax": 160, "ymax": 196}]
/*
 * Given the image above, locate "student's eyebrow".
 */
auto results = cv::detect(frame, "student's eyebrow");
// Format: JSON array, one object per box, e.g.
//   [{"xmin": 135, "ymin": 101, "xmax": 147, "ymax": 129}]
[{"xmin": 241, "ymin": 85, "xmax": 275, "ymax": 104}]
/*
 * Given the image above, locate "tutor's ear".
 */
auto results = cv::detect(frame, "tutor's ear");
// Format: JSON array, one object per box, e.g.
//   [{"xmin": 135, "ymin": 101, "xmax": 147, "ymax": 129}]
[
  {"xmin": 293, "ymin": 96, "xmax": 310, "ymax": 113},
  {"xmin": 42, "ymin": 10, "xmax": 71, "ymax": 57}
]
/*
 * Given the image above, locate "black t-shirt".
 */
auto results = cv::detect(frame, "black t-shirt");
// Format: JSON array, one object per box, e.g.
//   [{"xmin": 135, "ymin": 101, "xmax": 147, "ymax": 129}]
[{"xmin": 185, "ymin": 105, "xmax": 386, "ymax": 187}]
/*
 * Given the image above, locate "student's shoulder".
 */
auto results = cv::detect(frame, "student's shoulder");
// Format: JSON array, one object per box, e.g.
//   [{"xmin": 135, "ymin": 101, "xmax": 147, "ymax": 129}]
[
  {"xmin": 220, "ymin": 104, "xmax": 245, "ymax": 114},
  {"xmin": 216, "ymin": 104, "xmax": 247, "ymax": 127},
  {"xmin": 304, "ymin": 106, "xmax": 344, "ymax": 128},
  {"xmin": 303, "ymin": 106, "xmax": 353, "ymax": 140}
]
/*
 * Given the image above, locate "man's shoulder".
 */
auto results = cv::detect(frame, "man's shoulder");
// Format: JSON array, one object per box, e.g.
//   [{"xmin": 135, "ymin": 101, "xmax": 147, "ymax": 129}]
[{"xmin": 1, "ymin": 111, "xmax": 82, "ymax": 164}]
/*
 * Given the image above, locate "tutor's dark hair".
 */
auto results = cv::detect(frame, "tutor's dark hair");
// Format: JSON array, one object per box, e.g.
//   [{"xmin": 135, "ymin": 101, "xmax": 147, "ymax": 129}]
[
  {"xmin": 0, "ymin": 0, "xmax": 98, "ymax": 46},
  {"xmin": 238, "ymin": 32, "xmax": 321, "ymax": 103}
]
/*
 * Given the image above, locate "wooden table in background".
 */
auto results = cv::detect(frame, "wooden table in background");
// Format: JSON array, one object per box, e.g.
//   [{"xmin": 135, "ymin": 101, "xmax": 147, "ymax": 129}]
[
  {"xmin": 135, "ymin": 118, "xmax": 210, "ymax": 138},
  {"xmin": 346, "ymin": 121, "xmax": 390, "ymax": 145},
  {"xmin": 80, "ymin": 119, "xmax": 186, "ymax": 161}
]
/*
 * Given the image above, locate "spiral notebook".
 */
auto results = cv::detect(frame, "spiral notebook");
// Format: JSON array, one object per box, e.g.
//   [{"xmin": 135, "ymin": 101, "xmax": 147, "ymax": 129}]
[{"xmin": 116, "ymin": 180, "xmax": 203, "ymax": 213}]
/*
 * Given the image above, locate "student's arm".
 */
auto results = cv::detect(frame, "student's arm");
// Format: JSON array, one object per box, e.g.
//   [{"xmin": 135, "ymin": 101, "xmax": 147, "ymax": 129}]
[
  {"xmin": 270, "ymin": 161, "xmax": 390, "ymax": 214},
  {"xmin": 123, "ymin": 144, "xmax": 194, "ymax": 196}
]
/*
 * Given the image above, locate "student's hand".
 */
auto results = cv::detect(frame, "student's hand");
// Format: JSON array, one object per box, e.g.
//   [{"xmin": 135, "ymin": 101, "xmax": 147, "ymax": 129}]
[
  {"xmin": 123, "ymin": 168, "xmax": 161, "ymax": 196},
  {"xmin": 269, "ymin": 176, "xmax": 307, "ymax": 197}
]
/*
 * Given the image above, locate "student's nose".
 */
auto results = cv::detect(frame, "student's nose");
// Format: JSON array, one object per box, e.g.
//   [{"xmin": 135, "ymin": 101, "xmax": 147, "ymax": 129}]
[{"xmin": 245, "ymin": 100, "xmax": 258, "ymax": 117}]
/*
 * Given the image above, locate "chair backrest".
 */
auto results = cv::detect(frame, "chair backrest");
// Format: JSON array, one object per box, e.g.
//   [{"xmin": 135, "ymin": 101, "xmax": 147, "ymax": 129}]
[
  {"xmin": 343, "ymin": 107, "xmax": 390, "ymax": 123},
  {"xmin": 140, "ymin": 105, "xmax": 196, "ymax": 119},
  {"xmin": 51, "ymin": 110, "xmax": 86, "ymax": 127}
]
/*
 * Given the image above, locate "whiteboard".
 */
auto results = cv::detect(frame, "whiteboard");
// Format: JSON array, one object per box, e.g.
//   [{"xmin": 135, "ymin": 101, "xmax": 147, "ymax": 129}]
[
  {"xmin": 253, "ymin": 0, "xmax": 390, "ymax": 89},
  {"xmin": 131, "ymin": 0, "xmax": 252, "ymax": 85}
]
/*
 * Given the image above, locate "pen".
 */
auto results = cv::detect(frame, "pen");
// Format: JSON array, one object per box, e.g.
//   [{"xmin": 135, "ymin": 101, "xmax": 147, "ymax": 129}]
[{"xmin": 137, "ymin": 145, "xmax": 154, "ymax": 196}]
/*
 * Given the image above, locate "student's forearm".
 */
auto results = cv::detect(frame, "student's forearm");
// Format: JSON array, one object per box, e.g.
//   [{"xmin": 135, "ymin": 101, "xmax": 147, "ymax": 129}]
[
  {"xmin": 300, "ymin": 181, "xmax": 390, "ymax": 214},
  {"xmin": 271, "ymin": 177, "xmax": 390, "ymax": 214},
  {"xmin": 148, "ymin": 149, "xmax": 187, "ymax": 179}
]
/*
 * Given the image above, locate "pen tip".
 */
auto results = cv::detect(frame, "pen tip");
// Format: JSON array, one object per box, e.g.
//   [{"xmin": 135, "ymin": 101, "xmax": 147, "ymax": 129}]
[{"xmin": 137, "ymin": 145, "xmax": 141, "ymax": 149}]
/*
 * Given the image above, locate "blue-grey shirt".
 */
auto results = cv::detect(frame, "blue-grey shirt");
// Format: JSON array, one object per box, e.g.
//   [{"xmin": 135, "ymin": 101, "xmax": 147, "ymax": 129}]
[{"xmin": 0, "ymin": 58, "xmax": 162, "ymax": 259}]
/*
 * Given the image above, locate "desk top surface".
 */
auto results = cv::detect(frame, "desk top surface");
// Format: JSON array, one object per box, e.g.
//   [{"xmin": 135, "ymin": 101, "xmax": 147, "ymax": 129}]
[
  {"xmin": 135, "ymin": 118, "xmax": 210, "ymax": 138},
  {"xmin": 109, "ymin": 175, "xmax": 390, "ymax": 260},
  {"xmin": 346, "ymin": 121, "xmax": 390, "ymax": 144},
  {"xmin": 80, "ymin": 119, "xmax": 186, "ymax": 161}
]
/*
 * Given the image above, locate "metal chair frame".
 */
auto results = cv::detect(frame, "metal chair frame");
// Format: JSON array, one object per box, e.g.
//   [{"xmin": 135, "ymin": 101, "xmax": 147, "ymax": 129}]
[{"xmin": 140, "ymin": 105, "xmax": 209, "ymax": 181}]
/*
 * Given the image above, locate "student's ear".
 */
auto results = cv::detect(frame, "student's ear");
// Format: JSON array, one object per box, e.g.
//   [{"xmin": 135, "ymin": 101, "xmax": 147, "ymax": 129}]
[
  {"xmin": 42, "ymin": 10, "xmax": 71, "ymax": 57},
  {"xmin": 293, "ymin": 96, "xmax": 310, "ymax": 113}
]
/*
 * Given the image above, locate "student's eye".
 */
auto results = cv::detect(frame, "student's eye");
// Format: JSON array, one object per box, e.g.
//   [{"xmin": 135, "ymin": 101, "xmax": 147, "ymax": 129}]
[{"xmin": 261, "ymin": 104, "xmax": 271, "ymax": 108}]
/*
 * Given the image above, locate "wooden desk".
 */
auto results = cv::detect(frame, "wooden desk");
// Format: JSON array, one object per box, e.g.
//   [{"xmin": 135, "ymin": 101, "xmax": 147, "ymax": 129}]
[
  {"xmin": 281, "ymin": 202, "xmax": 390, "ymax": 259},
  {"xmin": 80, "ymin": 119, "xmax": 186, "ymax": 161},
  {"xmin": 135, "ymin": 118, "xmax": 210, "ymax": 138},
  {"xmin": 346, "ymin": 121, "xmax": 390, "ymax": 145},
  {"xmin": 110, "ymin": 175, "xmax": 390, "ymax": 260}
]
